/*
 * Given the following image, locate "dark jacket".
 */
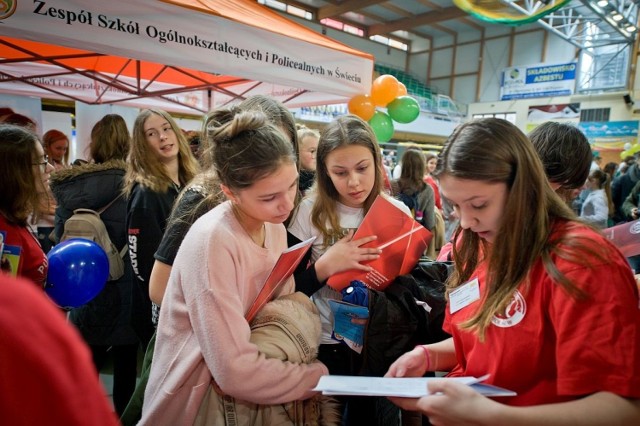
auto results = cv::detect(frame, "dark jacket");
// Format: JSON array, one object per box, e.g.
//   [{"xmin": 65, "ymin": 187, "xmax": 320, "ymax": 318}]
[
  {"xmin": 612, "ymin": 163, "xmax": 640, "ymax": 222},
  {"xmin": 298, "ymin": 169, "xmax": 315, "ymax": 195},
  {"xmin": 355, "ymin": 261, "xmax": 452, "ymax": 376},
  {"xmin": 50, "ymin": 160, "xmax": 138, "ymax": 346},
  {"xmin": 622, "ymin": 180, "xmax": 640, "ymax": 220},
  {"xmin": 126, "ymin": 181, "xmax": 180, "ymax": 347}
]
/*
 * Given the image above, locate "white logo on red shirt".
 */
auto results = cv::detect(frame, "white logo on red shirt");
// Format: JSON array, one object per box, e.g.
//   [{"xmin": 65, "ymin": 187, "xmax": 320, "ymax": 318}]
[{"xmin": 491, "ymin": 290, "xmax": 526, "ymax": 328}]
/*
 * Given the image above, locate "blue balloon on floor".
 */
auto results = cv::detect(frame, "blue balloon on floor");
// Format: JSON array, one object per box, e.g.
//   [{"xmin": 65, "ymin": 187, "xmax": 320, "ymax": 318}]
[{"xmin": 45, "ymin": 238, "xmax": 109, "ymax": 309}]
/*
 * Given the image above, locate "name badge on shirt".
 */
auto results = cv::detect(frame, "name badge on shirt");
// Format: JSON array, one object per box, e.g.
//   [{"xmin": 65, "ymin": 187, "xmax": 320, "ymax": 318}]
[{"xmin": 449, "ymin": 277, "xmax": 480, "ymax": 314}]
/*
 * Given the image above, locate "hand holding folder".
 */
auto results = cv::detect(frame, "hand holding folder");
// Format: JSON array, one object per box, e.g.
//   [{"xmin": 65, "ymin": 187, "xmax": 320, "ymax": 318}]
[{"xmin": 327, "ymin": 196, "xmax": 432, "ymax": 291}]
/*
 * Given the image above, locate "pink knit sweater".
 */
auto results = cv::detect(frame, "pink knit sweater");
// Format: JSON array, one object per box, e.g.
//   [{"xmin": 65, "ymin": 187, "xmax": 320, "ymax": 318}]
[{"xmin": 140, "ymin": 202, "xmax": 328, "ymax": 425}]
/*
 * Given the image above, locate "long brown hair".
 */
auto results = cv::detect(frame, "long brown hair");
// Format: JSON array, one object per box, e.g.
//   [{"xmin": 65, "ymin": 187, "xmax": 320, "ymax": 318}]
[
  {"xmin": 312, "ymin": 115, "xmax": 384, "ymax": 244},
  {"xmin": 124, "ymin": 109, "xmax": 199, "ymax": 195},
  {"xmin": 89, "ymin": 114, "xmax": 130, "ymax": 163},
  {"xmin": 436, "ymin": 118, "xmax": 600, "ymax": 338},
  {"xmin": 0, "ymin": 125, "xmax": 43, "ymax": 225},
  {"xmin": 397, "ymin": 148, "xmax": 426, "ymax": 194}
]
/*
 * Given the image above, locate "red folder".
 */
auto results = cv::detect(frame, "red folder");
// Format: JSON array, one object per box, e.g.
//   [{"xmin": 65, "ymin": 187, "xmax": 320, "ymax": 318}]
[
  {"xmin": 245, "ymin": 236, "xmax": 316, "ymax": 323},
  {"xmin": 327, "ymin": 195, "xmax": 432, "ymax": 291}
]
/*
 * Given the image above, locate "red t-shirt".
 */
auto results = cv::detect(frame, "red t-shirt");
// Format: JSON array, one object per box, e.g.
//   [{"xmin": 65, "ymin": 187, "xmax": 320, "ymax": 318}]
[
  {"xmin": 0, "ymin": 215, "xmax": 47, "ymax": 287},
  {"xmin": 0, "ymin": 274, "xmax": 119, "ymax": 425},
  {"xmin": 444, "ymin": 223, "xmax": 640, "ymax": 406}
]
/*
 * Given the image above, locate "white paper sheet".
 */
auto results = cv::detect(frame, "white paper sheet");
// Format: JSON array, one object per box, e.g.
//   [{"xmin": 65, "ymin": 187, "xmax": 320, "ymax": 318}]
[{"xmin": 313, "ymin": 375, "xmax": 516, "ymax": 398}]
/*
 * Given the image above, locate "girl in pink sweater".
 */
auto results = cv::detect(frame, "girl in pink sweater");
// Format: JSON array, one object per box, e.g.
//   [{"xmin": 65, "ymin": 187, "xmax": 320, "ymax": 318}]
[{"xmin": 139, "ymin": 111, "xmax": 328, "ymax": 425}]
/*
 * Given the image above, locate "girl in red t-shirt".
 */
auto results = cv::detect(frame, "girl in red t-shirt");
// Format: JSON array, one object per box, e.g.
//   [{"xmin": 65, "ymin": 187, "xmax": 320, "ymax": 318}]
[
  {"xmin": 0, "ymin": 124, "xmax": 53, "ymax": 287},
  {"xmin": 386, "ymin": 118, "xmax": 640, "ymax": 424}
]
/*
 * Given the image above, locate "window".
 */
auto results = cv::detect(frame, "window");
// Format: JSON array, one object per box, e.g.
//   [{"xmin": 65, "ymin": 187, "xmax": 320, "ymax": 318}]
[
  {"xmin": 369, "ymin": 35, "xmax": 408, "ymax": 51},
  {"xmin": 260, "ymin": 0, "xmax": 286, "ymax": 12},
  {"xmin": 472, "ymin": 113, "xmax": 516, "ymax": 124},
  {"xmin": 321, "ymin": 18, "xmax": 345, "ymax": 31},
  {"xmin": 287, "ymin": 5, "xmax": 312, "ymax": 20},
  {"xmin": 578, "ymin": 42, "xmax": 630, "ymax": 92},
  {"xmin": 259, "ymin": 0, "xmax": 312, "ymax": 20},
  {"xmin": 259, "ymin": 0, "xmax": 406, "ymax": 51},
  {"xmin": 580, "ymin": 108, "xmax": 610, "ymax": 122}
]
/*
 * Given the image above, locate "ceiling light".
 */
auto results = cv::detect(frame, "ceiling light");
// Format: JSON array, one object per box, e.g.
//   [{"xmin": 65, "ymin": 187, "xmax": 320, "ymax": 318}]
[
  {"xmin": 612, "ymin": 13, "xmax": 624, "ymax": 21},
  {"xmin": 626, "ymin": 25, "xmax": 637, "ymax": 32},
  {"xmin": 596, "ymin": 0, "xmax": 608, "ymax": 7}
]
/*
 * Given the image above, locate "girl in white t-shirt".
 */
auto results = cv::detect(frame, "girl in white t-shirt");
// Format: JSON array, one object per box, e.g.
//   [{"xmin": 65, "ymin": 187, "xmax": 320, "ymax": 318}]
[
  {"xmin": 580, "ymin": 168, "xmax": 613, "ymax": 228},
  {"xmin": 288, "ymin": 114, "xmax": 409, "ymax": 423}
]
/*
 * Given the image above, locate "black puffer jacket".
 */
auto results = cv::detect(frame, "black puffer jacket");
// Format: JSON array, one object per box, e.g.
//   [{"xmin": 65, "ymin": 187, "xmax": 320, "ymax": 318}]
[
  {"xmin": 355, "ymin": 261, "xmax": 452, "ymax": 376},
  {"xmin": 50, "ymin": 160, "xmax": 138, "ymax": 346}
]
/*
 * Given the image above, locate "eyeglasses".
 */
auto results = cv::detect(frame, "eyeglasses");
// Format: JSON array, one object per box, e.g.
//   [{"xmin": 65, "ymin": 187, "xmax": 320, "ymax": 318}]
[{"xmin": 32, "ymin": 155, "xmax": 50, "ymax": 171}]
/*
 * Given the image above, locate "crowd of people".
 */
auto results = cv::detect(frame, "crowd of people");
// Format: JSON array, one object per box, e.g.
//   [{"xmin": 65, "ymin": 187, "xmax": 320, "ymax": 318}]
[{"xmin": 0, "ymin": 102, "xmax": 638, "ymax": 425}]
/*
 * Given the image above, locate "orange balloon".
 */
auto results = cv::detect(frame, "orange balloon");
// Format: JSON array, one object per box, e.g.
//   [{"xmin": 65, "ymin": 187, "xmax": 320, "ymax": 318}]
[
  {"xmin": 371, "ymin": 74, "xmax": 400, "ymax": 107},
  {"xmin": 397, "ymin": 82, "xmax": 408, "ymax": 96},
  {"xmin": 348, "ymin": 94, "xmax": 376, "ymax": 121}
]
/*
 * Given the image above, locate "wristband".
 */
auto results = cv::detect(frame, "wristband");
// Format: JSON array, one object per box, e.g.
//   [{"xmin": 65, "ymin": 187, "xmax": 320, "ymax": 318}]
[{"xmin": 415, "ymin": 345, "xmax": 431, "ymax": 371}]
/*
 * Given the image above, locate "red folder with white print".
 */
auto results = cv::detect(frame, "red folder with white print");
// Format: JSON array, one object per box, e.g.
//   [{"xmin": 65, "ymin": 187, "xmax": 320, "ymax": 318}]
[{"xmin": 327, "ymin": 195, "xmax": 432, "ymax": 291}]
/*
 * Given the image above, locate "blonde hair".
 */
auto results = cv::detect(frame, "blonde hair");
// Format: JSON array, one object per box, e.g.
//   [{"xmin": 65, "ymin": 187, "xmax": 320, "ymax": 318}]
[{"xmin": 297, "ymin": 124, "xmax": 320, "ymax": 146}]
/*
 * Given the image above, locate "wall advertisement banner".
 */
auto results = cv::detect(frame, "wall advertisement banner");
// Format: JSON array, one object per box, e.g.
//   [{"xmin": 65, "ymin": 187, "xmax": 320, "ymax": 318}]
[
  {"xmin": 500, "ymin": 62, "xmax": 577, "ymax": 101},
  {"xmin": 578, "ymin": 121, "xmax": 639, "ymax": 151}
]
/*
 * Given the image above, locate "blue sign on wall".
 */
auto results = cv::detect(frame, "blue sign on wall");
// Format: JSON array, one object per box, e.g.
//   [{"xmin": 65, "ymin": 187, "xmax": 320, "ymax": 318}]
[{"xmin": 501, "ymin": 62, "xmax": 577, "ymax": 101}]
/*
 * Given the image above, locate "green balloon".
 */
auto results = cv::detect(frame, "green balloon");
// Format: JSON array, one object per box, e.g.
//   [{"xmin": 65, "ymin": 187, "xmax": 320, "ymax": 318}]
[
  {"xmin": 387, "ymin": 96, "xmax": 420, "ymax": 124},
  {"xmin": 368, "ymin": 111, "xmax": 394, "ymax": 142}
]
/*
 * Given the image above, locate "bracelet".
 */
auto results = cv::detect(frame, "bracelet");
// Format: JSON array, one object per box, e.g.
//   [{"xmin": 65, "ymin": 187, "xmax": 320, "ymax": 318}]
[{"xmin": 415, "ymin": 345, "xmax": 431, "ymax": 371}]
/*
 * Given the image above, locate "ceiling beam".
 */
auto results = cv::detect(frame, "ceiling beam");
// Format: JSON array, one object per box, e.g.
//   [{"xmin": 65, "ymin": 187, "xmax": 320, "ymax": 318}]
[
  {"xmin": 353, "ymin": 9, "xmax": 414, "ymax": 43},
  {"xmin": 317, "ymin": 0, "xmax": 387, "ymax": 20},
  {"xmin": 369, "ymin": 6, "xmax": 467, "ymax": 35}
]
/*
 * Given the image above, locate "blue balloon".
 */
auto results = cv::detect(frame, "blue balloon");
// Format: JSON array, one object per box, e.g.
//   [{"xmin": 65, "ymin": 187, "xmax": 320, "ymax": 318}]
[{"xmin": 45, "ymin": 239, "xmax": 109, "ymax": 309}]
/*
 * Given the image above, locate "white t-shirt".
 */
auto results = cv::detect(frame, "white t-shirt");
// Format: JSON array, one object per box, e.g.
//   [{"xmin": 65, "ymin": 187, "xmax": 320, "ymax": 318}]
[
  {"xmin": 288, "ymin": 195, "xmax": 410, "ymax": 344},
  {"xmin": 580, "ymin": 188, "xmax": 609, "ymax": 228}
]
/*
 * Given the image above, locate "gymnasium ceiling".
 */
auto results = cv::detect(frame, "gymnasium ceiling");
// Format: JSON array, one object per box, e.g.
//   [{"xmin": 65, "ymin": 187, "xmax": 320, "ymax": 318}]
[{"xmin": 288, "ymin": 0, "xmax": 639, "ymax": 50}]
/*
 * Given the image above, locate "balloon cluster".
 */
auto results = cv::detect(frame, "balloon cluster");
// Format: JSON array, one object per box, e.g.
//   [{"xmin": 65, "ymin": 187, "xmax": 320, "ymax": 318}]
[
  {"xmin": 348, "ymin": 74, "xmax": 420, "ymax": 142},
  {"xmin": 620, "ymin": 142, "xmax": 640, "ymax": 159}
]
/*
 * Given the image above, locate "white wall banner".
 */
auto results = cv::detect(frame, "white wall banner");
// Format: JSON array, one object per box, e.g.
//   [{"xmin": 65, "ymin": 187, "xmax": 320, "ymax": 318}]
[{"xmin": 500, "ymin": 62, "xmax": 577, "ymax": 101}]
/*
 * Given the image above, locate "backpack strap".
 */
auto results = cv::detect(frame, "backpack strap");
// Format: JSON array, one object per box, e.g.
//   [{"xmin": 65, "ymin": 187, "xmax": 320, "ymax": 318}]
[
  {"xmin": 96, "ymin": 193, "xmax": 124, "ymax": 215},
  {"xmin": 96, "ymin": 193, "xmax": 128, "ymax": 258}
]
